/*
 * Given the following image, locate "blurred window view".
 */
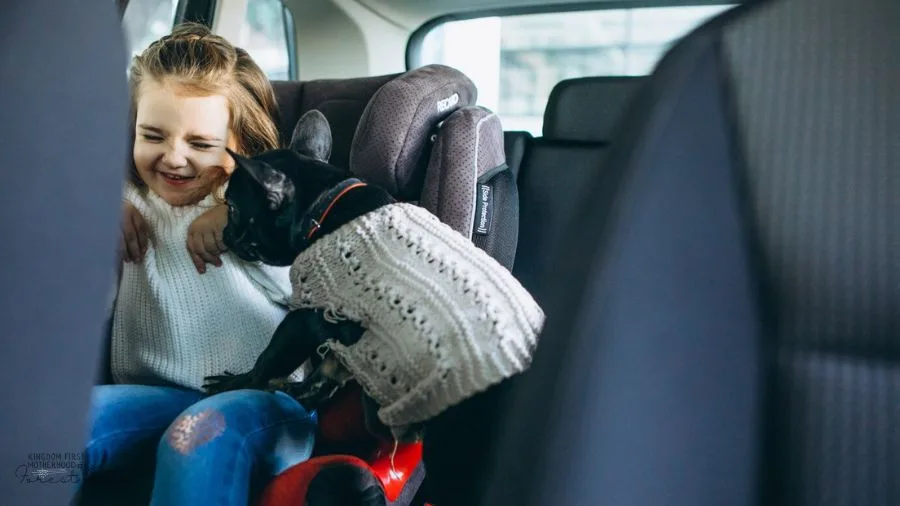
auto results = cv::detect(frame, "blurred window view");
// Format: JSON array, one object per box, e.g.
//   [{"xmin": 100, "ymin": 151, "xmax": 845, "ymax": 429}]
[
  {"xmin": 122, "ymin": 0, "xmax": 179, "ymax": 58},
  {"xmin": 122, "ymin": 0, "xmax": 293, "ymax": 80},
  {"xmin": 239, "ymin": 0, "xmax": 293, "ymax": 80},
  {"xmin": 414, "ymin": 5, "xmax": 734, "ymax": 134}
]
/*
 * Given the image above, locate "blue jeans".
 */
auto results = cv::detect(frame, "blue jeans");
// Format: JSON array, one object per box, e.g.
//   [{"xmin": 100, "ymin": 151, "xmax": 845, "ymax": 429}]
[{"xmin": 83, "ymin": 384, "xmax": 316, "ymax": 506}]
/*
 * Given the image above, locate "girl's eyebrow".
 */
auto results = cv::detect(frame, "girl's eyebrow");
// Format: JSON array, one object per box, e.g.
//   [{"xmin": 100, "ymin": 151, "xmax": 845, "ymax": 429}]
[
  {"xmin": 137, "ymin": 124, "xmax": 164, "ymax": 134},
  {"xmin": 186, "ymin": 133, "xmax": 224, "ymax": 142}
]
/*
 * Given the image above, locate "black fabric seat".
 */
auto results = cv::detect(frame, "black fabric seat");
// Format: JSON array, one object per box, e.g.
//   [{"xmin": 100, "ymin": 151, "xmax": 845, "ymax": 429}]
[
  {"xmin": 272, "ymin": 75, "xmax": 397, "ymax": 170},
  {"xmin": 512, "ymin": 76, "xmax": 643, "ymax": 300},
  {"xmin": 483, "ymin": 0, "xmax": 899, "ymax": 505},
  {"xmin": 503, "ymin": 130, "xmax": 532, "ymax": 181}
]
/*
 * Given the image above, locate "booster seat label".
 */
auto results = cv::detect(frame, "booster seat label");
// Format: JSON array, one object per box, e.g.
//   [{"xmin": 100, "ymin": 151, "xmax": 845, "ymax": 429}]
[
  {"xmin": 437, "ymin": 93, "xmax": 460, "ymax": 113},
  {"xmin": 474, "ymin": 183, "xmax": 493, "ymax": 235}
]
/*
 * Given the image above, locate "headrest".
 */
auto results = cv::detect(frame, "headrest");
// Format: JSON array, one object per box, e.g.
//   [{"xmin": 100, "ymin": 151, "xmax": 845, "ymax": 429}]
[
  {"xmin": 542, "ymin": 76, "xmax": 643, "ymax": 143},
  {"xmin": 272, "ymin": 73, "xmax": 397, "ymax": 169},
  {"xmin": 349, "ymin": 64, "xmax": 477, "ymax": 200}
]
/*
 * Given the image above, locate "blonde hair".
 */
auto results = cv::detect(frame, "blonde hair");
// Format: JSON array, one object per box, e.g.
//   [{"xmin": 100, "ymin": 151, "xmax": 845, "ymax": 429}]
[{"xmin": 128, "ymin": 22, "xmax": 281, "ymax": 200}]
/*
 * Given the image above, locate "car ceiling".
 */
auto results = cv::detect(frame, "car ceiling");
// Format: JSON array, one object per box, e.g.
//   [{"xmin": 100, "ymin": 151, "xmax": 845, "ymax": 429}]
[{"xmin": 352, "ymin": 0, "xmax": 731, "ymax": 31}]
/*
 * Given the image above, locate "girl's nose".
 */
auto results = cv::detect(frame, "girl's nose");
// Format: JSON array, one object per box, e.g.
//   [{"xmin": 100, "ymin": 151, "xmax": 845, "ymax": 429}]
[{"xmin": 161, "ymin": 144, "xmax": 188, "ymax": 169}]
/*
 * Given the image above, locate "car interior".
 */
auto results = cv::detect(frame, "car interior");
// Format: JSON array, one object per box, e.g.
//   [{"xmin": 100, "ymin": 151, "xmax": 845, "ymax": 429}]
[{"xmin": 1, "ymin": 0, "xmax": 897, "ymax": 504}]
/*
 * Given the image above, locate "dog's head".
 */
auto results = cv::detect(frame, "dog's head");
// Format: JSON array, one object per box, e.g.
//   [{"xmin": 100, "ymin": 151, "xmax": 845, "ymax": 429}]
[{"xmin": 223, "ymin": 110, "xmax": 347, "ymax": 266}]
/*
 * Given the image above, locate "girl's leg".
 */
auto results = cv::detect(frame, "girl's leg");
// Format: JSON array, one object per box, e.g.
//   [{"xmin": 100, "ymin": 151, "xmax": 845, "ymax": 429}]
[
  {"xmin": 151, "ymin": 389, "xmax": 317, "ymax": 506},
  {"xmin": 83, "ymin": 384, "xmax": 202, "ymax": 477}
]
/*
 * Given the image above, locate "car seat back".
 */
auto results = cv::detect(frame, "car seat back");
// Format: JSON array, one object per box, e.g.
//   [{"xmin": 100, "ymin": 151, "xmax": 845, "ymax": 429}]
[
  {"xmin": 484, "ymin": 0, "xmax": 900, "ymax": 504},
  {"xmin": 514, "ymin": 76, "xmax": 644, "ymax": 298}
]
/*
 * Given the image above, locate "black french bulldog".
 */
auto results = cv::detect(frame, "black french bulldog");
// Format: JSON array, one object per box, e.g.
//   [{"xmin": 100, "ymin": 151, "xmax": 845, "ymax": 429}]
[
  {"xmin": 204, "ymin": 110, "xmax": 509, "ymax": 505},
  {"xmin": 201, "ymin": 110, "xmax": 396, "ymax": 422}
]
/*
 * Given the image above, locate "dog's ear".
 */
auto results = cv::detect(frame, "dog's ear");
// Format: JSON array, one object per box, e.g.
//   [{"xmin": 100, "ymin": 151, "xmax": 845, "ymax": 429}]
[
  {"xmin": 290, "ymin": 109, "xmax": 332, "ymax": 163},
  {"xmin": 227, "ymin": 148, "xmax": 296, "ymax": 211}
]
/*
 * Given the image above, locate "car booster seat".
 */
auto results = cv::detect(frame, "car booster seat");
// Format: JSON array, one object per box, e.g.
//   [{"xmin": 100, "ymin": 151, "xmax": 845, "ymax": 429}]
[{"xmin": 256, "ymin": 64, "xmax": 519, "ymax": 506}]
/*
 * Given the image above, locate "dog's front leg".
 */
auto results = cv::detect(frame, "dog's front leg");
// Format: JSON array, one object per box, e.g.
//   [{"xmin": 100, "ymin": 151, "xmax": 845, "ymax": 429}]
[
  {"xmin": 203, "ymin": 308, "xmax": 325, "ymax": 395},
  {"xmin": 265, "ymin": 317, "xmax": 366, "ymax": 410}
]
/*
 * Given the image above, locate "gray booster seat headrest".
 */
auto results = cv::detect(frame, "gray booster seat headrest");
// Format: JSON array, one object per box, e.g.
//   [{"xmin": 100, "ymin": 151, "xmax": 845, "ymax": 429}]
[
  {"xmin": 349, "ymin": 64, "xmax": 476, "ymax": 200},
  {"xmin": 348, "ymin": 64, "xmax": 519, "ymax": 270},
  {"xmin": 421, "ymin": 107, "xmax": 518, "ymax": 270}
]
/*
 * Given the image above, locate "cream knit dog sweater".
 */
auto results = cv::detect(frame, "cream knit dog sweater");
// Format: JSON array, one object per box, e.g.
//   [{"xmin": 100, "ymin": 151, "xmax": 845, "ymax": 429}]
[
  {"xmin": 111, "ymin": 184, "xmax": 300, "ymax": 391},
  {"xmin": 290, "ymin": 202, "xmax": 544, "ymax": 430}
]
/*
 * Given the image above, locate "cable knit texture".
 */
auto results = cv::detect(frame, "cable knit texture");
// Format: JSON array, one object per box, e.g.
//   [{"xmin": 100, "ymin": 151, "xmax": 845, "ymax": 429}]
[
  {"xmin": 289, "ymin": 202, "xmax": 544, "ymax": 429},
  {"xmin": 112, "ymin": 183, "xmax": 302, "ymax": 391}
]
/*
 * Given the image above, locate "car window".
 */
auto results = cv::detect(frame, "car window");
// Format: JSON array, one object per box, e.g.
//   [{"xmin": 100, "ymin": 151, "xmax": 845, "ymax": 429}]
[
  {"xmin": 412, "ymin": 5, "xmax": 734, "ymax": 134},
  {"xmin": 240, "ymin": 0, "xmax": 294, "ymax": 80},
  {"xmin": 122, "ymin": 0, "xmax": 179, "ymax": 57}
]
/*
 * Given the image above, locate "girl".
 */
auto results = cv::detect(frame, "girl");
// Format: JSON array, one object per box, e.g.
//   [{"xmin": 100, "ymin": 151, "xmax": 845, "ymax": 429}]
[{"xmin": 83, "ymin": 23, "xmax": 314, "ymax": 506}]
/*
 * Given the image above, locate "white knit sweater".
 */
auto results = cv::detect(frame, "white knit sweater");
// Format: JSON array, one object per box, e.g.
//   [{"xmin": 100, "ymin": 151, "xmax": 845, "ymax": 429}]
[
  {"xmin": 111, "ymin": 183, "xmax": 299, "ymax": 391},
  {"xmin": 290, "ymin": 202, "xmax": 544, "ymax": 430}
]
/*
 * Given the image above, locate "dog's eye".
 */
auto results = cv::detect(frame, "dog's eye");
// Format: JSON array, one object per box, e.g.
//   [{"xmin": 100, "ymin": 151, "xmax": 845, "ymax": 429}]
[{"xmin": 227, "ymin": 204, "xmax": 239, "ymax": 223}]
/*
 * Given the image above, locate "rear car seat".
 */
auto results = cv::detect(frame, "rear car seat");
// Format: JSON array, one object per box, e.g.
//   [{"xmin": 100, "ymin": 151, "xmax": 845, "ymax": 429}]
[{"xmin": 513, "ymin": 76, "xmax": 643, "ymax": 300}]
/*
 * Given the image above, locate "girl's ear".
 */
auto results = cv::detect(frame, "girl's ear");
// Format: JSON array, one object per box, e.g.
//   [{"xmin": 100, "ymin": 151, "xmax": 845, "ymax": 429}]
[
  {"xmin": 226, "ymin": 148, "xmax": 296, "ymax": 211},
  {"xmin": 290, "ymin": 110, "xmax": 332, "ymax": 163}
]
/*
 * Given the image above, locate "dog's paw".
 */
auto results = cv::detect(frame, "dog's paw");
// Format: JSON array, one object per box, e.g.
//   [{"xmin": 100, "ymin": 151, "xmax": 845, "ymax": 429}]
[
  {"xmin": 265, "ymin": 377, "xmax": 294, "ymax": 393},
  {"xmin": 202, "ymin": 370, "xmax": 263, "ymax": 396}
]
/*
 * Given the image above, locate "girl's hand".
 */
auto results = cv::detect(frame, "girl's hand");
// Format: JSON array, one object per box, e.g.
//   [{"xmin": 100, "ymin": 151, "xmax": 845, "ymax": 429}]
[
  {"xmin": 187, "ymin": 204, "xmax": 228, "ymax": 273},
  {"xmin": 120, "ymin": 202, "xmax": 149, "ymax": 263}
]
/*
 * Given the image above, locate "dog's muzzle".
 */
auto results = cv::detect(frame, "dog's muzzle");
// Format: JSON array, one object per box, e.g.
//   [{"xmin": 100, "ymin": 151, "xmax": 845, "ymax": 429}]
[{"xmin": 223, "ymin": 226, "xmax": 260, "ymax": 263}]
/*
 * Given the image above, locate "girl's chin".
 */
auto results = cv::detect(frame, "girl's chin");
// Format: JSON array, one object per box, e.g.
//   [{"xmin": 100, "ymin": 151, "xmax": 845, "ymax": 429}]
[{"xmin": 151, "ymin": 182, "xmax": 214, "ymax": 207}]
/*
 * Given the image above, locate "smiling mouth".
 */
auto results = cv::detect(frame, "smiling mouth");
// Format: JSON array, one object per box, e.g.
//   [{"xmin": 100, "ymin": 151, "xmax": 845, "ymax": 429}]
[{"xmin": 157, "ymin": 170, "xmax": 196, "ymax": 185}]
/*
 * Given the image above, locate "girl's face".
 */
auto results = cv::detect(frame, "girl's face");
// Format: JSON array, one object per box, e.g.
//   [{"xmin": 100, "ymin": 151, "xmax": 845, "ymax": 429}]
[{"xmin": 133, "ymin": 79, "xmax": 237, "ymax": 206}]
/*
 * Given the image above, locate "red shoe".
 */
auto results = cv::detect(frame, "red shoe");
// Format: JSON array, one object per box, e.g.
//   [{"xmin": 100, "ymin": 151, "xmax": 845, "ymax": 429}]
[{"xmin": 256, "ymin": 455, "xmax": 371, "ymax": 506}]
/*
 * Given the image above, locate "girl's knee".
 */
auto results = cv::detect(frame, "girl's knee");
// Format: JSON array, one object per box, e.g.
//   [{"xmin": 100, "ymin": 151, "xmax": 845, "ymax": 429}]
[
  {"xmin": 159, "ymin": 402, "xmax": 229, "ymax": 458},
  {"xmin": 158, "ymin": 390, "xmax": 315, "ymax": 459}
]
